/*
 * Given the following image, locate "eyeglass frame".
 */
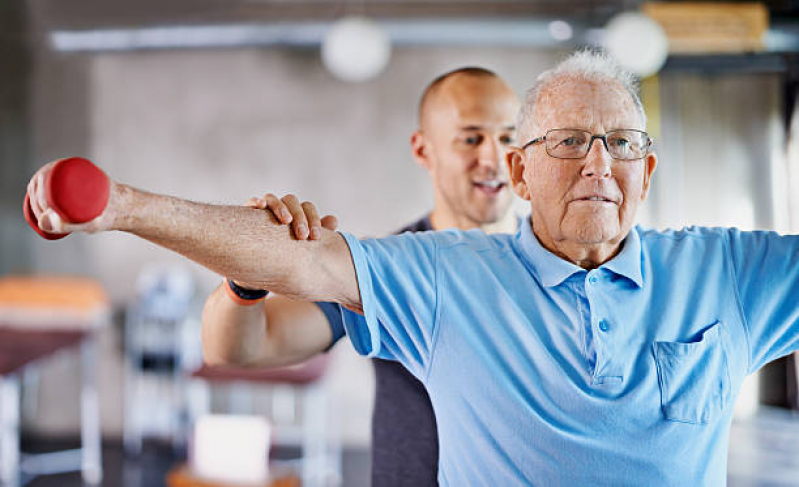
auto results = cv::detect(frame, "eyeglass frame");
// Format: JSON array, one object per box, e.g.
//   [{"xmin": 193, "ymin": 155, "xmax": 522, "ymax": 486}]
[{"xmin": 520, "ymin": 128, "xmax": 653, "ymax": 161}]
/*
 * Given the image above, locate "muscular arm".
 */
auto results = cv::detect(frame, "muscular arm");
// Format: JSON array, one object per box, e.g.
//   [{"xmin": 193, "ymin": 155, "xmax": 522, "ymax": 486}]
[{"xmin": 202, "ymin": 288, "xmax": 335, "ymax": 367}]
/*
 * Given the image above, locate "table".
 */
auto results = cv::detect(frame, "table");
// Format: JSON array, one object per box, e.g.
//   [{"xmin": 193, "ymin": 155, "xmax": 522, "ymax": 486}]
[{"xmin": 0, "ymin": 276, "xmax": 108, "ymax": 487}]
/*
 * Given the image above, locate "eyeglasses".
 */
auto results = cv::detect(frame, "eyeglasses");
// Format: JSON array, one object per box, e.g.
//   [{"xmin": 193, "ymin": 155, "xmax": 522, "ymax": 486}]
[{"xmin": 521, "ymin": 129, "xmax": 652, "ymax": 161}]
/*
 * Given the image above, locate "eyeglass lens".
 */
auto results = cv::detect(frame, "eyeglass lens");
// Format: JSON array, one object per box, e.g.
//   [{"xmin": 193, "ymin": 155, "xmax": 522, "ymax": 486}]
[{"xmin": 546, "ymin": 129, "xmax": 648, "ymax": 160}]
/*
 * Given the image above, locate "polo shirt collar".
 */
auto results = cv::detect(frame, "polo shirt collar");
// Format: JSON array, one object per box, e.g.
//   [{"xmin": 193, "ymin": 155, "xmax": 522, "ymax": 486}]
[
  {"xmin": 516, "ymin": 217, "xmax": 644, "ymax": 289},
  {"xmin": 602, "ymin": 225, "xmax": 643, "ymax": 288},
  {"xmin": 517, "ymin": 217, "xmax": 583, "ymax": 287}
]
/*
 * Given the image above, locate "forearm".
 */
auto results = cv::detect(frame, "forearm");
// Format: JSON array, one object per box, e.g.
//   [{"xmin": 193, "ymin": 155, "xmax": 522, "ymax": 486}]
[
  {"xmin": 201, "ymin": 283, "xmax": 267, "ymax": 366},
  {"xmin": 110, "ymin": 184, "xmax": 358, "ymax": 305},
  {"xmin": 201, "ymin": 283, "xmax": 336, "ymax": 367}
]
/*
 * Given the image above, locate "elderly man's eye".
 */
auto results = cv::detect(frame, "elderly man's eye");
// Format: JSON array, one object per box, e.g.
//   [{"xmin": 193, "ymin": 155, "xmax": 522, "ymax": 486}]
[
  {"xmin": 610, "ymin": 137, "xmax": 631, "ymax": 148},
  {"xmin": 560, "ymin": 137, "xmax": 581, "ymax": 147},
  {"xmin": 499, "ymin": 135, "xmax": 514, "ymax": 145}
]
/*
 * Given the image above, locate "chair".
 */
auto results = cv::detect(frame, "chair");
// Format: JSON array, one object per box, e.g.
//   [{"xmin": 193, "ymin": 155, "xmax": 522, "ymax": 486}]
[{"xmin": 123, "ymin": 266, "xmax": 196, "ymax": 455}]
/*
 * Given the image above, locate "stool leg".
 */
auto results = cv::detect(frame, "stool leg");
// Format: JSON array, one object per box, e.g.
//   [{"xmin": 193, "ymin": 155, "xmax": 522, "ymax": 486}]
[
  {"xmin": 186, "ymin": 378, "xmax": 211, "ymax": 446},
  {"xmin": 302, "ymin": 384, "xmax": 327, "ymax": 487},
  {"xmin": 0, "ymin": 375, "xmax": 20, "ymax": 487},
  {"xmin": 81, "ymin": 338, "xmax": 102, "ymax": 484}
]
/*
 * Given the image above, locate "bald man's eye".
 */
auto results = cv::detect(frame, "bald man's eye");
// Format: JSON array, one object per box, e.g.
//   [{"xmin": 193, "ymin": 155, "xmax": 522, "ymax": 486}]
[
  {"xmin": 499, "ymin": 135, "xmax": 514, "ymax": 145},
  {"xmin": 463, "ymin": 135, "xmax": 483, "ymax": 145}
]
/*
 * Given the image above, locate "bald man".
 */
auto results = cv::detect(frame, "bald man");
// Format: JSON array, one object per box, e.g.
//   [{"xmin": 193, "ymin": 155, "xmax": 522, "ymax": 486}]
[{"xmin": 202, "ymin": 67, "xmax": 520, "ymax": 485}]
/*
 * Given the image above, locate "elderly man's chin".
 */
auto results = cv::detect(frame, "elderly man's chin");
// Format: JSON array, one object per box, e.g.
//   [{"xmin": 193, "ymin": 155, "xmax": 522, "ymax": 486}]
[{"xmin": 562, "ymin": 214, "xmax": 622, "ymax": 245}]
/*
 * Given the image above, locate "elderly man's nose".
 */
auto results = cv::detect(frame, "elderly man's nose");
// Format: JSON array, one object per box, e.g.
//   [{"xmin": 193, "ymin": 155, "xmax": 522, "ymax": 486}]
[{"xmin": 582, "ymin": 139, "xmax": 612, "ymax": 178}]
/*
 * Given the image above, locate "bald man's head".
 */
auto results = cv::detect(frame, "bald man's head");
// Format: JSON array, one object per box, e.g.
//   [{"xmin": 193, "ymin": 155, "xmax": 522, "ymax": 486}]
[
  {"xmin": 410, "ymin": 67, "xmax": 520, "ymax": 230},
  {"xmin": 418, "ymin": 67, "xmax": 503, "ymax": 129}
]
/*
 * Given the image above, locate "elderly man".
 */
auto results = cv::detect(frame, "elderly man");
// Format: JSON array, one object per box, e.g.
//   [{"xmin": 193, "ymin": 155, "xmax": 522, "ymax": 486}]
[
  {"xmin": 202, "ymin": 66, "xmax": 520, "ymax": 486},
  {"xmin": 26, "ymin": 50, "xmax": 799, "ymax": 486}
]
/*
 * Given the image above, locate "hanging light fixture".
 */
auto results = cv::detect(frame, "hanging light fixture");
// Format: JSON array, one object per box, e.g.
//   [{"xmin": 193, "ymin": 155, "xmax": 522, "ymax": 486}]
[
  {"xmin": 603, "ymin": 12, "xmax": 669, "ymax": 78},
  {"xmin": 322, "ymin": 16, "xmax": 391, "ymax": 83}
]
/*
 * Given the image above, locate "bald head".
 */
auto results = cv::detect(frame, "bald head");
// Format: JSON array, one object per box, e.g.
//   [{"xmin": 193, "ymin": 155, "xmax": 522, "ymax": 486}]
[{"xmin": 418, "ymin": 67, "xmax": 516, "ymax": 131}]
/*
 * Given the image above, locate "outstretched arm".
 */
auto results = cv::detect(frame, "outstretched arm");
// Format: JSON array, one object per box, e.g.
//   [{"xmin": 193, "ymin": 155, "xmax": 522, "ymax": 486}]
[
  {"xmin": 26, "ymin": 161, "xmax": 362, "ymax": 308},
  {"xmin": 201, "ymin": 194, "xmax": 343, "ymax": 367}
]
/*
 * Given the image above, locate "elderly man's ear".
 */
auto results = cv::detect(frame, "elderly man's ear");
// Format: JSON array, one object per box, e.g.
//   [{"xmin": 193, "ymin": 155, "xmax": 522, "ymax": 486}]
[
  {"xmin": 506, "ymin": 148, "xmax": 531, "ymax": 201},
  {"xmin": 641, "ymin": 152, "xmax": 658, "ymax": 199}
]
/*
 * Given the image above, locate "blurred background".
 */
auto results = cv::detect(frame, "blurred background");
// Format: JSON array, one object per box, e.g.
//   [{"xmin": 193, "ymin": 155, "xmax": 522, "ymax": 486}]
[{"xmin": 1, "ymin": 0, "xmax": 799, "ymax": 486}]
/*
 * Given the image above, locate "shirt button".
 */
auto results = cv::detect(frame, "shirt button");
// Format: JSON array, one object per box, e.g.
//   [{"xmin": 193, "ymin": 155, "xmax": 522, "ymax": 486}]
[
  {"xmin": 589, "ymin": 276, "xmax": 598, "ymax": 284},
  {"xmin": 599, "ymin": 320, "xmax": 610, "ymax": 332}
]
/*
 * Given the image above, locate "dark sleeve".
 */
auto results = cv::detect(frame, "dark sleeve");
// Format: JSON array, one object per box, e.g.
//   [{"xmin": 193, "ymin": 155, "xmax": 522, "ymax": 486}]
[{"xmin": 315, "ymin": 301, "xmax": 346, "ymax": 352}]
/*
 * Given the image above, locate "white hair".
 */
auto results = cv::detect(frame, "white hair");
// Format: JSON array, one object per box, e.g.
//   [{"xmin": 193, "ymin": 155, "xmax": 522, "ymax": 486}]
[{"xmin": 516, "ymin": 50, "xmax": 647, "ymax": 143}]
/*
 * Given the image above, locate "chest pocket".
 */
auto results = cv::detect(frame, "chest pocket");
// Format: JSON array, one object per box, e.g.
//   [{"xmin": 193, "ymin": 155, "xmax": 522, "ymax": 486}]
[{"xmin": 653, "ymin": 322, "xmax": 730, "ymax": 424}]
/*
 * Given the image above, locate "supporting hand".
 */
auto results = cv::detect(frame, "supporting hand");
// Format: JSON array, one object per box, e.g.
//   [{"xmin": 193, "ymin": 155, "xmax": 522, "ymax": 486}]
[{"xmin": 245, "ymin": 193, "xmax": 338, "ymax": 240}]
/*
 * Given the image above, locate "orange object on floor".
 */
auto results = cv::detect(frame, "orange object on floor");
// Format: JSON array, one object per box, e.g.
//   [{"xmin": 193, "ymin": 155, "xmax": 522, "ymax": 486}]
[{"xmin": 165, "ymin": 465, "xmax": 300, "ymax": 487}]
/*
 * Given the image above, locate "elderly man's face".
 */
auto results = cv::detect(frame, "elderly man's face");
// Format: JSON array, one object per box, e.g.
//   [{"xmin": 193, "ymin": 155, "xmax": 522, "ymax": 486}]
[{"xmin": 509, "ymin": 78, "xmax": 657, "ymax": 258}]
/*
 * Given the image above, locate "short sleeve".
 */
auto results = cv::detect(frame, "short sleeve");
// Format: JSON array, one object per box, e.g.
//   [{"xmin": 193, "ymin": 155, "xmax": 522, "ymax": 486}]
[
  {"xmin": 727, "ymin": 228, "xmax": 799, "ymax": 373},
  {"xmin": 314, "ymin": 302, "xmax": 345, "ymax": 351},
  {"xmin": 339, "ymin": 231, "xmax": 439, "ymax": 378}
]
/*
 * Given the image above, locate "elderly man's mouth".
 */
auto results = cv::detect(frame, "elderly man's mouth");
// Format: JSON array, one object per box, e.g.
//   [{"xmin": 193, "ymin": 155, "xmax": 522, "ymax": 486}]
[{"xmin": 571, "ymin": 195, "xmax": 618, "ymax": 205}]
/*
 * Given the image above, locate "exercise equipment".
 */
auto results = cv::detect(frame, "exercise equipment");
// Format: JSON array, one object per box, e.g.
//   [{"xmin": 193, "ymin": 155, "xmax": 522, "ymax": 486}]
[{"xmin": 23, "ymin": 157, "xmax": 109, "ymax": 240}]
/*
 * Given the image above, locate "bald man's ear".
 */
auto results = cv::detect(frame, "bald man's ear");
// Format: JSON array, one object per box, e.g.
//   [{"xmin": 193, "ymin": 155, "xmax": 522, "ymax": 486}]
[
  {"xmin": 507, "ymin": 148, "xmax": 531, "ymax": 201},
  {"xmin": 410, "ymin": 130, "xmax": 433, "ymax": 171}
]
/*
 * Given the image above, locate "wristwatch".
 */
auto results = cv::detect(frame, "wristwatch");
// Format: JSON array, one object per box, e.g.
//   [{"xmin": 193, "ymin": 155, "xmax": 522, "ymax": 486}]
[{"xmin": 224, "ymin": 278, "xmax": 268, "ymax": 306}]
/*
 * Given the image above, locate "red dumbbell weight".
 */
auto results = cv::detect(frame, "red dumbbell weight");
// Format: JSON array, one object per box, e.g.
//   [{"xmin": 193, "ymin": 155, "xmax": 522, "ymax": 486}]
[{"xmin": 23, "ymin": 157, "xmax": 110, "ymax": 240}]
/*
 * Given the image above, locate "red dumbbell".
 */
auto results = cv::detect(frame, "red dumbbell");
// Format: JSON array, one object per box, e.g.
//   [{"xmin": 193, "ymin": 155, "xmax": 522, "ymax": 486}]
[{"xmin": 23, "ymin": 157, "xmax": 110, "ymax": 240}]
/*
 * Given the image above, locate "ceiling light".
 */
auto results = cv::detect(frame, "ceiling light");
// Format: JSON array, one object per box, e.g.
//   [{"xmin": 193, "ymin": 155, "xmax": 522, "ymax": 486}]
[
  {"xmin": 322, "ymin": 17, "xmax": 391, "ymax": 83},
  {"xmin": 603, "ymin": 12, "xmax": 669, "ymax": 78}
]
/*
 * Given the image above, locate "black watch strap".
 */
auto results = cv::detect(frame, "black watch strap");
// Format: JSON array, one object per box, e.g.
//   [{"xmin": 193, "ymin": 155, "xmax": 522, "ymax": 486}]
[{"xmin": 226, "ymin": 279, "xmax": 269, "ymax": 301}]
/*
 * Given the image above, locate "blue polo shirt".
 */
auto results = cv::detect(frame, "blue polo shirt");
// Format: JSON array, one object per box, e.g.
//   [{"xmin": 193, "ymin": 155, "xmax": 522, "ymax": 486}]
[{"xmin": 339, "ymin": 217, "xmax": 799, "ymax": 486}]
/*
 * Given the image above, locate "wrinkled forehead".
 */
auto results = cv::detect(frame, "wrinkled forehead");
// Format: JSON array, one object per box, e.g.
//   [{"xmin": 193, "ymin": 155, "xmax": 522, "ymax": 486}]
[{"xmin": 534, "ymin": 78, "xmax": 643, "ymax": 134}]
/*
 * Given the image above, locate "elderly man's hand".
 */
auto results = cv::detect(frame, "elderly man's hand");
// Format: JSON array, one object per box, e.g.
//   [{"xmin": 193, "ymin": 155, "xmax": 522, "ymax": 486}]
[
  {"xmin": 246, "ymin": 193, "xmax": 338, "ymax": 240},
  {"xmin": 25, "ymin": 159, "xmax": 119, "ymax": 236}
]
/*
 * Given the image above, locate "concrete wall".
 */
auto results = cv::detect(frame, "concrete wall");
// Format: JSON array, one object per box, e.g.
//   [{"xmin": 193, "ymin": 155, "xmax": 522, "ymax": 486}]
[{"xmin": 0, "ymin": 0, "xmax": 33, "ymax": 276}]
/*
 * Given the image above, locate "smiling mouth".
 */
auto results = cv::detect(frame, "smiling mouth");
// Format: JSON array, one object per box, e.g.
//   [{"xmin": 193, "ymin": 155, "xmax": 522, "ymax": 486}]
[{"xmin": 473, "ymin": 180, "xmax": 507, "ymax": 196}]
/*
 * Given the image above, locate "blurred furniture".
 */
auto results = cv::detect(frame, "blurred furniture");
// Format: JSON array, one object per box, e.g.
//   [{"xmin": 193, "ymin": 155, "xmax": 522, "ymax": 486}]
[
  {"xmin": 123, "ymin": 266, "xmax": 195, "ymax": 455},
  {"xmin": 793, "ymin": 351, "xmax": 799, "ymax": 410},
  {"xmin": 728, "ymin": 405, "xmax": 799, "ymax": 484},
  {"xmin": 0, "ymin": 276, "xmax": 109, "ymax": 487},
  {"xmin": 188, "ymin": 355, "xmax": 341, "ymax": 487},
  {"xmin": 166, "ymin": 465, "xmax": 299, "ymax": 487}
]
